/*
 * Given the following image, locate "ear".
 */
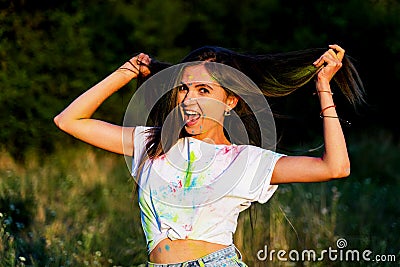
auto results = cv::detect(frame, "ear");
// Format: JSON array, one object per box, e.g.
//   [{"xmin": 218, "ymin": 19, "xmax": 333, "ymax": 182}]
[{"xmin": 225, "ymin": 95, "xmax": 239, "ymax": 111}]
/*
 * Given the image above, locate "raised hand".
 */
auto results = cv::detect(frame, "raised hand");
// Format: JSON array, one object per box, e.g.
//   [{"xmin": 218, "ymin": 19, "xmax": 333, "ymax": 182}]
[
  {"xmin": 313, "ymin": 44, "xmax": 345, "ymax": 83},
  {"xmin": 118, "ymin": 53, "xmax": 151, "ymax": 79}
]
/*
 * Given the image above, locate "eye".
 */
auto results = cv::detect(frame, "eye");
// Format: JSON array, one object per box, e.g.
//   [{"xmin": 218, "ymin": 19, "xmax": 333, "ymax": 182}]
[
  {"xmin": 199, "ymin": 87, "xmax": 210, "ymax": 94},
  {"xmin": 177, "ymin": 84, "xmax": 188, "ymax": 92}
]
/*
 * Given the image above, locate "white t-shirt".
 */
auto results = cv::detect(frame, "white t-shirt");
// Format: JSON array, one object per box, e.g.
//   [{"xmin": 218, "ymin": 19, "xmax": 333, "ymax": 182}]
[{"xmin": 132, "ymin": 126, "xmax": 285, "ymax": 254}]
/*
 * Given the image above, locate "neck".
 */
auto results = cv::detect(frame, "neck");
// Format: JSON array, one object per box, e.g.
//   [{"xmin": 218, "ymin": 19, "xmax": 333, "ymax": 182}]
[{"xmin": 188, "ymin": 126, "xmax": 230, "ymax": 145}]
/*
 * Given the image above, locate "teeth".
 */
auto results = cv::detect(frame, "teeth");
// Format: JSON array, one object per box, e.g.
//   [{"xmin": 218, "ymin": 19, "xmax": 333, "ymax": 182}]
[{"xmin": 185, "ymin": 110, "xmax": 199, "ymax": 115}]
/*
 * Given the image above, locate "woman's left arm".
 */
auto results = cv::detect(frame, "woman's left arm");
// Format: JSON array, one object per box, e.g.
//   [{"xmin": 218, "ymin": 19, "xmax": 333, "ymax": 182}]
[{"xmin": 271, "ymin": 45, "xmax": 350, "ymax": 184}]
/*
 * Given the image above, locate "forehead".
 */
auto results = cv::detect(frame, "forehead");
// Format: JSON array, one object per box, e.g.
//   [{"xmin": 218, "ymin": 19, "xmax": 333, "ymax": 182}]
[{"xmin": 181, "ymin": 64, "xmax": 216, "ymax": 83}]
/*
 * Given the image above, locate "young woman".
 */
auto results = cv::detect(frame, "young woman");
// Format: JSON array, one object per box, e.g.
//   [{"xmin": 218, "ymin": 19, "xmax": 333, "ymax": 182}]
[{"xmin": 54, "ymin": 44, "xmax": 365, "ymax": 266}]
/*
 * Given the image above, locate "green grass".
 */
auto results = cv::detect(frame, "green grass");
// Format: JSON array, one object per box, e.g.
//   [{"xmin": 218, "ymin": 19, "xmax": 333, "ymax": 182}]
[
  {"xmin": 1, "ymin": 130, "xmax": 399, "ymax": 266},
  {"xmin": 0, "ymin": 145, "xmax": 146, "ymax": 266}
]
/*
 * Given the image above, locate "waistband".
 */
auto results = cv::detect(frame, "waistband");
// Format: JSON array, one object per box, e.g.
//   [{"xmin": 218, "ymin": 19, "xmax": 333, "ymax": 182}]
[{"xmin": 146, "ymin": 244, "xmax": 240, "ymax": 267}]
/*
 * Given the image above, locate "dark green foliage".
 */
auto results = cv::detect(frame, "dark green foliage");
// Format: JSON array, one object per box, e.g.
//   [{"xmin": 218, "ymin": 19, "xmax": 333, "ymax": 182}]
[{"xmin": 1, "ymin": 0, "xmax": 399, "ymax": 158}]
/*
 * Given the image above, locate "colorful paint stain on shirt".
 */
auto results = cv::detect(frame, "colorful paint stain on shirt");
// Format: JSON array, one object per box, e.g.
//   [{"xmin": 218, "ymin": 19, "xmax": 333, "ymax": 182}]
[
  {"xmin": 133, "ymin": 127, "xmax": 283, "ymax": 254},
  {"xmin": 183, "ymin": 150, "xmax": 196, "ymax": 189}
]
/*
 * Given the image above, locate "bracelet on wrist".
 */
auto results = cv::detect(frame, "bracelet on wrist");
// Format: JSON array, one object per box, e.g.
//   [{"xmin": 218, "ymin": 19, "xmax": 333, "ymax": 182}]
[
  {"xmin": 313, "ymin": 90, "xmax": 333, "ymax": 96},
  {"xmin": 320, "ymin": 105, "xmax": 336, "ymax": 115},
  {"xmin": 320, "ymin": 115, "xmax": 352, "ymax": 127},
  {"xmin": 319, "ymin": 105, "xmax": 351, "ymax": 126},
  {"xmin": 118, "ymin": 67, "xmax": 137, "ymax": 74},
  {"xmin": 117, "ymin": 59, "xmax": 140, "ymax": 74}
]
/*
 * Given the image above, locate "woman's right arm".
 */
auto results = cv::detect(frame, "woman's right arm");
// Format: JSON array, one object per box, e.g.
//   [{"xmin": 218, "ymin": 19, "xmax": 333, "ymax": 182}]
[{"xmin": 53, "ymin": 53, "xmax": 151, "ymax": 156}]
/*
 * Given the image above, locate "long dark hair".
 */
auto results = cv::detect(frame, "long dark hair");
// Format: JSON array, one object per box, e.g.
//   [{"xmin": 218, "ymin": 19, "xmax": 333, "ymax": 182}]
[{"xmin": 141, "ymin": 45, "xmax": 365, "ymax": 159}]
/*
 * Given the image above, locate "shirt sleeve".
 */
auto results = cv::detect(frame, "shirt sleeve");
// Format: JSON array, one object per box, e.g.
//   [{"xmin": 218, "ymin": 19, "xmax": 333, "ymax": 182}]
[
  {"xmin": 246, "ymin": 147, "xmax": 285, "ymax": 204},
  {"xmin": 258, "ymin": 150, "xmax": 285, "ymax": 203}
]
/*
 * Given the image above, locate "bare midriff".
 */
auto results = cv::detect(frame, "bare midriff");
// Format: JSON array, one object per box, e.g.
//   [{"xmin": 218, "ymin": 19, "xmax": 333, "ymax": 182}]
[{"xmin": 149, "ymin": 239, "xmax": 228, "ymax": 263}]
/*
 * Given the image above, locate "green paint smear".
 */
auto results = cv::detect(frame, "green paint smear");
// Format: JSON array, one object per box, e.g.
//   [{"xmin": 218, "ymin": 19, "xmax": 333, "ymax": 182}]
[{"xmin": 184, "ymin": 151, "xmax": 196, "ymax": 189}]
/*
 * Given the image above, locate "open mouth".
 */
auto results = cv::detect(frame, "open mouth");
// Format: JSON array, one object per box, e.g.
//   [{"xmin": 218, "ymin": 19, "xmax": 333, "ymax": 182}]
[{"xmin": 183, "ymin": 109, "xmax": 201, "ymax": 127}]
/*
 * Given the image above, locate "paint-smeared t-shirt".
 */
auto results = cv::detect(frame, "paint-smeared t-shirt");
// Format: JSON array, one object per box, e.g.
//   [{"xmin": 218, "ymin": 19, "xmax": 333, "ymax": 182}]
[{"xmin": 132, "ymin": 126, "xmax": 285, "ymax": 254}]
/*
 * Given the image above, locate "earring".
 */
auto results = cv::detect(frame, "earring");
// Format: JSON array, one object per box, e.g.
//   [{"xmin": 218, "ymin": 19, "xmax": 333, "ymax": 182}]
[{"xmin": 224, "ymin": 109, "xmax": 231, "ymax": 116}]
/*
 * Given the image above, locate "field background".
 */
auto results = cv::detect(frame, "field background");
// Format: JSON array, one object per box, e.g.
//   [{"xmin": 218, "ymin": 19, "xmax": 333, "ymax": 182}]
[{"xmin": 1, "ymin": 1, "xmax": 399, "ymax": 266}]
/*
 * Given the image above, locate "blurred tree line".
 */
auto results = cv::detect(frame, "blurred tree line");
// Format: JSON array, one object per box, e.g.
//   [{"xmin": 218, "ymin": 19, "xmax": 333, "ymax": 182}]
[{"xmin": 1, "ymin": 0, "xmax": 399, "ymax": 160}]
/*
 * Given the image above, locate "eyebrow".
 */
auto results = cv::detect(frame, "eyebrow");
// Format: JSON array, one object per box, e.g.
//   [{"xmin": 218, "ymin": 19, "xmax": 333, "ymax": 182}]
[{"xmin": 193, "ymin": 83, "xmax": 214, "ymax": 90}]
